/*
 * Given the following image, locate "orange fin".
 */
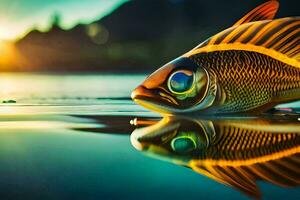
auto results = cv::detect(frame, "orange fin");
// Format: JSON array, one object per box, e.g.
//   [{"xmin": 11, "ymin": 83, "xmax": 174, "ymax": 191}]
[
  {"xmin": 190, "ymin": 153, "xmax": 300, "ymax": 199},
  {"xmin": 186, "ymin": 17, "xmax": 300, "ymax": 68},
  {"xmin": 233, "ymin": 0, "xmax": 279, "ymax": 26},
  {"xmin": 191, "ymin": 163, "xmax": 261, "ymax": 199}
]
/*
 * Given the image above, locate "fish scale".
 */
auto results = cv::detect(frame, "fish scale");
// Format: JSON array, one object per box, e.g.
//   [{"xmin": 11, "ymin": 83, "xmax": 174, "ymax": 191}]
[
  {"xmin": 192, "ymin": 50, "xmax": 300, "ymax": 113},
  {"xmin": 203, "ymin": 125, "xmax": 300, "ymax": 161}
]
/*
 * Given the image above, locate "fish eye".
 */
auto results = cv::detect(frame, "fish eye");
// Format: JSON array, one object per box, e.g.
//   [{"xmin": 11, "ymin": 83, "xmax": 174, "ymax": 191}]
[
  {"xmin": 171, "ymin": 135, "xmax": 197, "ymax": 154},
  {"xmin": 168, "ymin": 70, "xmax": 194, "ymax": 94}
]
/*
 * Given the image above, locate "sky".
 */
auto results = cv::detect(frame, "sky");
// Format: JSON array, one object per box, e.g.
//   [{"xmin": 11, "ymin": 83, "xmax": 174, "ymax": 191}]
[{"xmin": 0, "ymin": 0, "xmax": 128, "ymax": 41}]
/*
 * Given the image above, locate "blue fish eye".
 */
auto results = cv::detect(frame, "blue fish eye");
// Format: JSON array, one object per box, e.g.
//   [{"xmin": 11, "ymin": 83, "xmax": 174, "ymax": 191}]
[{"xmin": 168, "ymin": 70, "xmax": 194, "ymax": 94}]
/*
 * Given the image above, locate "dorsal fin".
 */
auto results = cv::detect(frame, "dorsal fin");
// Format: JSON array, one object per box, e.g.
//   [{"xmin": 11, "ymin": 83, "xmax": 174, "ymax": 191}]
[
  {"xmin": 185, "ymin": 17, "xmax": 300, "ymax": 68},
  {"xmin": 233, "ymin": 0, "xmax": 279, "ymax": 26}
]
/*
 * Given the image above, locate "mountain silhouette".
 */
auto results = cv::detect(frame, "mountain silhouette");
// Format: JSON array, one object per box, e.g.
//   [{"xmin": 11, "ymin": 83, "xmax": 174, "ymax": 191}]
[{"xmin": 7, "ymin": 0, "xmax": 300, "ymax": 72}]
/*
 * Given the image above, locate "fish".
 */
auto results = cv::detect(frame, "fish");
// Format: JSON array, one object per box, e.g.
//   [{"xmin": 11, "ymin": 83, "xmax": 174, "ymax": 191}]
[
  {"xmin": 131, "ymin": 116, "xmax": 300, "ymax": 199},
  {"xmin": 131, "ymin": 0, "xmax": 300, "ymax": 115}
]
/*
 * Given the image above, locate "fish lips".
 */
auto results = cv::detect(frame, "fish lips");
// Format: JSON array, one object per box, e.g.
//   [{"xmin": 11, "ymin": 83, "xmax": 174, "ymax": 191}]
[{"xmin": 131, "ymin": 85, "xmax": 178, "ymax": 114}]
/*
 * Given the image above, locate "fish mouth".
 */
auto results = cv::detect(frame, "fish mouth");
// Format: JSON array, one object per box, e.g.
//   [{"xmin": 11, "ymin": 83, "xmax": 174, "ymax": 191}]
[
  {"xmin": 131, "ymin": 85, "xmax": 156, "ymax": 102},
  {"xmin": 131, "ymin": 85, "xmax": 177, "ymax": 114},
  {"xmin": 131, "ymin": 122, "xmax": 193, "ymax": 165},
  {"xmin": 130, "ymin": 117, "xmax": 180, "ymax": 151}
]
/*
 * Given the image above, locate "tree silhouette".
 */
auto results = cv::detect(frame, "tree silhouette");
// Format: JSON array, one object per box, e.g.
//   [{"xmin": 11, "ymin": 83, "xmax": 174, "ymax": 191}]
[{"xmin": 50, "ymin": 12, "xmax": 62, "ymax": 29}]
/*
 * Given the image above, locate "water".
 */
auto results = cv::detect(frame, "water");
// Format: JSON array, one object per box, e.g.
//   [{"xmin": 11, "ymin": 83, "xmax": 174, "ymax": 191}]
[{"xmin": 0, "ymin": 73, "xmax": 299, "ymax": 200}]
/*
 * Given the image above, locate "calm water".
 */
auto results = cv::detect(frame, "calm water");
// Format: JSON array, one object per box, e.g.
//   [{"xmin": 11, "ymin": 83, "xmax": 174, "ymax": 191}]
[{"xmin": 0, "ymin": 73, "xmax": 299, "ymax": 200}]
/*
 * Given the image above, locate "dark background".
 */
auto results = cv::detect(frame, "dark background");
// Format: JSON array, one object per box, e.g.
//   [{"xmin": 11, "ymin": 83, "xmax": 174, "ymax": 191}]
[{"xmin": 5, "ymin": 0, "xmax": 300, "ymax": 72}]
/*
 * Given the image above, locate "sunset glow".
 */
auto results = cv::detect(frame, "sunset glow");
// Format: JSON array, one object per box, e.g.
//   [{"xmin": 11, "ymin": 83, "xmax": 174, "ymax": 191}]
[{"xmin": 0, "ymin": 41, "xmax": 23, "ymax": 69}]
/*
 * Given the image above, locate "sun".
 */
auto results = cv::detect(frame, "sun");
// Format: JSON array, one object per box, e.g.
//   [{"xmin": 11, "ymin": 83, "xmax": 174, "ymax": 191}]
[
  {"xmin": 0, "ymin": 40, "xmax": 4, "ymax": 51},
  {"xmin": 0, "ymin": 40, "xmax": 20, "ymax": 69},
  {"xmin": 0, "ymin": 39, "xmax": 9, "ymax": 57}
]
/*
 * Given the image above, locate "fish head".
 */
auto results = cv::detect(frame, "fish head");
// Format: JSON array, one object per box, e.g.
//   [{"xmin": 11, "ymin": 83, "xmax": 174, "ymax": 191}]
[
  {"xmin": 131, "ymin": 57, "xmax": 215, "ymax": 114},
  {"xmin": 131, "ymin": 117, "xmax": 215, "ymax": 165}
]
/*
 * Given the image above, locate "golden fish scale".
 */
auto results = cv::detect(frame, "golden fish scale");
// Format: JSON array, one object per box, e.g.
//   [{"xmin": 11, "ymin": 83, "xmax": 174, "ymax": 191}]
[
  {"xmin": 202, "ymin": 125, "xmax": 300, "ymax": 161},
  {"xmin": 191, "ymin": 50, "xmax": 300, "ymax": 112}
]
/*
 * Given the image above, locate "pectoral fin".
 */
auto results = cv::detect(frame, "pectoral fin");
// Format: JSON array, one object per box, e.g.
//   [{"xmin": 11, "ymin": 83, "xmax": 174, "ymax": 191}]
[
  {"xmin": 190, "ymin": 162, "xmax": 261, "ymax": 199},
  {"xmin": 190, "ymin": 152, "xmax": 300, "ymax": 199}
]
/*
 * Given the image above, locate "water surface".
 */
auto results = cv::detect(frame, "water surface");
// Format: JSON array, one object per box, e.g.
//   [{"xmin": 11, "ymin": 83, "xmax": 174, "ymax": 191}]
[{"xmin": 0, "ymin": 73, "xmax": 299, "ymax": 200}]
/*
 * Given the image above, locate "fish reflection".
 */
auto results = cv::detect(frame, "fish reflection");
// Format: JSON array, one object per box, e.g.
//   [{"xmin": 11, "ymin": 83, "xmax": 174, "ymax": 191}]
[{"xmin": 131, "ymin": 117, "xmax": 300, "ymax": 199}]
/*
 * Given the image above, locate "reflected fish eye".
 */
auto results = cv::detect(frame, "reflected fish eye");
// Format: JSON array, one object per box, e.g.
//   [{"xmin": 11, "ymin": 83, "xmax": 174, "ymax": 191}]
[
  {"xmin": 171, "ymin": 135, "xmax": 197, "ymax": 154},
  {"xmin": 168, "ymin": 70, "xmax": 194, "ymax": 94}
]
